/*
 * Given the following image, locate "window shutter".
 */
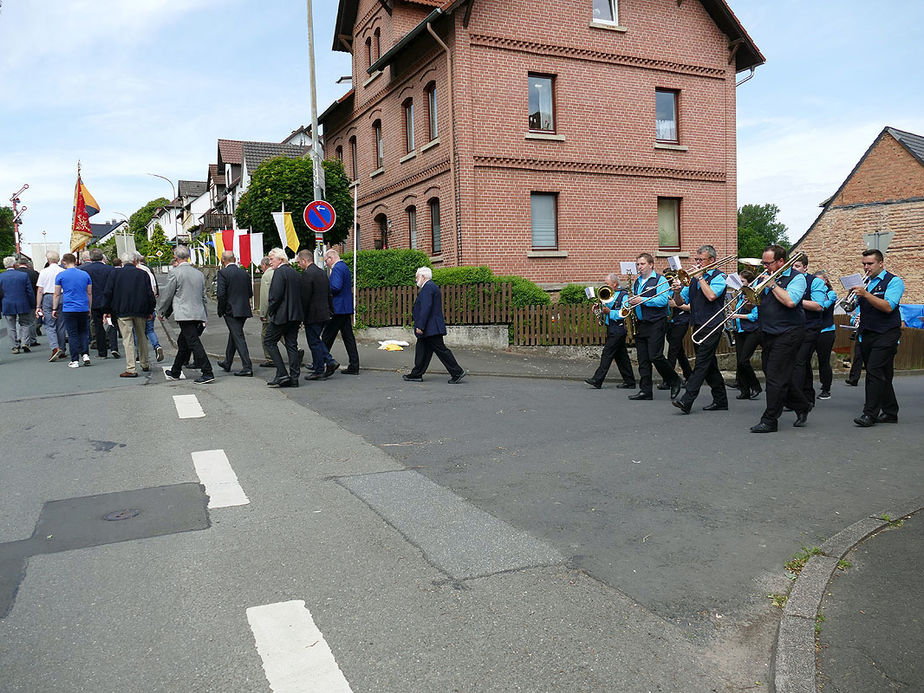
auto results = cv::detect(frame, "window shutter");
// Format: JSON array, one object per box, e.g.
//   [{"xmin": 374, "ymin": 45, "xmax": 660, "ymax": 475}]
[{"xmin": 531, "ymin": 193, "xmax": 557, "ymax": 248}]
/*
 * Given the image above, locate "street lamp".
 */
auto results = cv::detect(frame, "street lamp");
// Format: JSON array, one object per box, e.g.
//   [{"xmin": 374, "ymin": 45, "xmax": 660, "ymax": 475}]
[{"xmin": 147, "ymin": 172, "xmax": 179, "ymax": 243}]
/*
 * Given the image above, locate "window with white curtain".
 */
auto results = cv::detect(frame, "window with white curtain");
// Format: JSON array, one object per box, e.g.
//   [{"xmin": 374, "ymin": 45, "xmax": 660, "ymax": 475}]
[
  {"xmin": 658, "ymin": 197, "xmax": 680, "ymax": 250},
  {"xmin": 593, "ymin": 0, "xmax": 617, "ymax": 24},
  {"xmin": 531, "ymin": 192, "xmax": 558, "ymax": 248},
  {"xmin": 528, "ymin": 74, "xmax": 555, "ymax": 132},
  {"xmin": 656, "ymin": 89, "xmax": 678, "ymax": 143}
]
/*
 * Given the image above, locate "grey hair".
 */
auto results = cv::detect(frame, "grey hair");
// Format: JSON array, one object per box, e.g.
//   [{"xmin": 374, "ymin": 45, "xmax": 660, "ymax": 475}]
[
  {"xmin": 88, "ymin": 248, "xmax": 104, "ymax": 261},
  {"xmin": 416, "ymin": 266, "xmax": 433, "ymax": 281},
  {"xmin": 268, "ymin": 247, "xmax": 288, "ymax": 261},
  {"xmin": 697, "ymin": 245, "xmax": 717, "ymax": 260},
  {"xmin": 120, "ymin": 251, "xmax": 136, "ymax": 265},
  {"xmin": 46, "ymin": 250, "xmax": 60, "ymax": 263},
  {"xmin": 605, "ymin": 273, "xmax": 621, "ymax": 288},
  {"xmin": 259, "ymin": 256, "xmax": 271, "ymax": 268},
  {"xmin": 324, "ymin": 248, "xmax": 340, "ymax": 261},
  {"xmin": 296, "ymin": 249, "xmax": 313, "ymax": 262},
  {"xmin": 3, "ymin": 256, "xmax": 15, "ymax": 269},
  {"xmin": 174, "ymin": 245, "xmax": 190, "ymax": 260},
  {"xmin": 221, "ymin": 250, "xmax": 236, "ymax": 263}
]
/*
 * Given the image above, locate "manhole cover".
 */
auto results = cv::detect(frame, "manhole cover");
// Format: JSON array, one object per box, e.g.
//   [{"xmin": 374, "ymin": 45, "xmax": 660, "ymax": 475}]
[{"xmin": 103, "ymin": 509, "xmax": 141, "ymax": 521}]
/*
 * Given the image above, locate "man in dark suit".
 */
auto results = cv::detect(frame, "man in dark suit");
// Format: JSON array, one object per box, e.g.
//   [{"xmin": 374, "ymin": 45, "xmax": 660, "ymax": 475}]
[
  {"xmin": 402, "ymin": 266, "xmax": 466, "ymax": 384},
  {"xmin": 263, "ymin": 248, "xmax": 304, "ymax": 387},
  {"xmin": 216, "ymin": 250, "xmax": 254, "ymax": 376},
  {"xmin": 104, "ymin": 252, "xmax": 156, "ymax": 377},
  {"xmin": 1, "ymin": 255, "xmax": 36, "ymax": 353},
  {"xmin": 80, "ymin": 248, "xmax": 117, "ymax": 358},
  {"xmin": 296, "ymin": 249, "xmax": 338, "ymax": 380}
]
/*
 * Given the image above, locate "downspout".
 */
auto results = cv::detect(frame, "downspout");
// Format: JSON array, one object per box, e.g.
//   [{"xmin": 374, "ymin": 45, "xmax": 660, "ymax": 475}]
[{"xmin": 426, "ymin": 19, "xmax": 460, "ymax": 265}]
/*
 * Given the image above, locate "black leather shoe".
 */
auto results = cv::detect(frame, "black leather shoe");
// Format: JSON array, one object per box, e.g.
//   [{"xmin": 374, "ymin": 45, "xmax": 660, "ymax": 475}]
[
  {"xmin": 616, "ymin": 383, "xmax": 636, "ymax": 389},
  {"xmin": 297, "ymin": 348, "xmax": 305, "ymax": 365},
  {"xmin": 258, "ymin": 361, "xmax": 275, "ymax": 368},
  {"xmin": 304, "ymin": 372, "xmax": 324, "ymax": 381},
  {"xmin": 584, "ymin": 378, "xmax": 602, "ymax": 389},
  {"xmin": 844, "ymin": 380, "xmax": 858, "ymax": 387},
  {"xmin": 750, "ymin": 422, "xmax": 778, "ymax": 433},
  {"xmin": 853, "ymin": 414, "xmax": 876, "ymax": 427},
  {"xmin": 234, "ymin": 370, "xmax": 253, "ymax": 377},
  {"xmin": 656, "ymin": 382, "xmax": 670, "ymax": 390},
  {"xmin": 703, "ymin": 402, "xmax": 728, "ymax": 411},
  {"xmin": 670, "ymin": 379, "xmax": 682, "ymax": 400},
  {"xmin": 217, "ymin": 361, "xmax": 231, "ymax": 372},
  {"xmin": 324, "ymin": 361, "xmax": 340, "ymax": 378},
  {"xmin": 672, "ymin": 399, "xmax": 691, "ymax": 414},
  {"xmin": 342, "ymin": 367, "xmax": 360, "ymax": 375},
  {"xmin": 793, "ymin": 411, "xmax": 809, "ymax": 427},
  {"xmin": 279, "ymin": 378, "xmax": 298, "ymax": 387},
  {"xmin": 736, "ymin": 391, "xmax": 751, "ymax": 400},
  {"xmin": 627, "ymin": 392, "xmax": 652, "ymax": 401},
  {"xmin": 876, "ymin": 414, "xmax": 898, "ymax": 423},
  {"xmin": 402, "ymin": 374, "xmax": 423, "ymax": 382},
  {"xmin": 448, "ymin": 370, "xmax": 468, "ymax": 384},
  {"xmin": 783, "ymin": 406, "xmax": 793, "ymax": 412},
  {"xmin": 749, "ymin": 388, "xmax": 763, "ymax": 400},
  {"xmin": 267, "ymin": 377, "xmax": 291, "ymax": 388}
]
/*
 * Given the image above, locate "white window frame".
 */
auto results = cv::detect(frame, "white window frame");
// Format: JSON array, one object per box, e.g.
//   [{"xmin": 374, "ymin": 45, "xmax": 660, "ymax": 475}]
[
  {"xmin": 530, "ymin": 192, "xmax": 558, "ymax": 250},
  {"xmin": 592, "ymin": 0, "xmax": 618, "ymax": 25}
]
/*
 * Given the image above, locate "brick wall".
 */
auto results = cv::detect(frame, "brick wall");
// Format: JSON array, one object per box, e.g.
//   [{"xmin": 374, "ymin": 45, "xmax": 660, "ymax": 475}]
[{"xmin": 835, "ymin": 132, "xmax": 924, "ymax": 206}]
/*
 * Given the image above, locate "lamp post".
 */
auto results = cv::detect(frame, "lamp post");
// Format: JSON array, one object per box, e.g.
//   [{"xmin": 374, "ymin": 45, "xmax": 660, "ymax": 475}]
[{"xmin": 147, "ymin": 173, "xmax": 179, "ymax": 243}]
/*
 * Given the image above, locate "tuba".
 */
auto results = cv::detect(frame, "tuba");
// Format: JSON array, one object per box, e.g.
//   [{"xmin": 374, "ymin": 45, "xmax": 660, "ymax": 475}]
[{"xmin": 592, "ymin": 285, "xmax": 615, "ymax": 325}]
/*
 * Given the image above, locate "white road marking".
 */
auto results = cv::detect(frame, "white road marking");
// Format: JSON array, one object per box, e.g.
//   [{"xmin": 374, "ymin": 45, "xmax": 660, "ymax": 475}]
[
  {"xmin": 173, "ymin": 394, "xmax": 203, "ymax": 418},
  {"xmin": 190, "ymin": 449, "xmax": 249, "ymax": 508},
  {"xmin": 246, "ymin": 600, "xmax": 352, "ymax": 693},
  {"xmin": 163, "ymin": 366, "xmax": 187, "ymax": 380}
]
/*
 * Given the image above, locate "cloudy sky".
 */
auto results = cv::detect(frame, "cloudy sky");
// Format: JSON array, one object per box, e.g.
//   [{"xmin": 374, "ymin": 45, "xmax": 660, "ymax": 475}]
[{"xmin": 1, "ymin": 0, "xmax": 922, "ymax": 253}]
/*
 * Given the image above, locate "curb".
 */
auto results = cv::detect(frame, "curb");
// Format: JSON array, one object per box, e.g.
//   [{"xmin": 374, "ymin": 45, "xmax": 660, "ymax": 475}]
[{"xmin": 772, "ymin": 500, "xmax": 924, "ymax": 693}]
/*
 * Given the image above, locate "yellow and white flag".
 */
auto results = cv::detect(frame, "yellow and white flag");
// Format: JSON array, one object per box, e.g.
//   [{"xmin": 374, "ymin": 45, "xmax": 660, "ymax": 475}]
[{"xmin": 271, "ymin": 211, "xmax": 299, "ymax": 253}]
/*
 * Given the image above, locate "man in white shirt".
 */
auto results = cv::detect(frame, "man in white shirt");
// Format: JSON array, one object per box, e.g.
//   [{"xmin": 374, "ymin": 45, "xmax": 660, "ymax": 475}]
[{"xmin": 35, "ymin": 250, "xmax": 67, "ymax": 361}]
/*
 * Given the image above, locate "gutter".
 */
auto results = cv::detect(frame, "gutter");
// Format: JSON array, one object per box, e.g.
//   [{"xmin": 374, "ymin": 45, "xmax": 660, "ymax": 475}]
[{"xmin": 368, "ymin": 8, "xmax": 443, "ymax": 75}]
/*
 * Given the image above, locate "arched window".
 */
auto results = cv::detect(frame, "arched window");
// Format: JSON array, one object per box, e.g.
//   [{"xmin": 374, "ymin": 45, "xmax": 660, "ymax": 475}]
[
  {"xmin": 335, "ymin": 145, "xmax": 343, "ymax": 162},
  {"xmin": 374, "ymin": 213, "xmax": 388, "ymax": 250},
  {"xmin": 407, "ymin": 206, "xmax": 417, "ymax": 249},
  {"xmin": 425, "ymin": 82, "xmax": 438, "ymax": 141},
  {"xmin": 373, "ymin": 28, "xmax": 381, "ymax": 62},
  {"xmin": 349, "ymin": 136, "xmax": 358, "ymax": 180},
  {"xmin": 429, "ymin": 198, "xmax": 441, "ymax": 255},
  {"xmin": 365, "ymin": 37, "xmax": 372, "ymax": 69},
  {"xmin": 372, "ymin": 120, "xmax": 383, "ymax": 169},
  {"xmin": 403, "ymin": 98, "xmax": 415, "ymax": 153}
]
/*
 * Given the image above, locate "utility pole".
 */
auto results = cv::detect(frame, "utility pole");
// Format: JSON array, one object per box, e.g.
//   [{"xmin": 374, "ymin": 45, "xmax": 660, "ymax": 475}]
[
  {"xmin": 10, "ymin": 184, "xmax": 28, "ymax": 255},
  {"xmin": 147, "ymin": 173, "xmax": 178, "ymax": 243},
  {"xmin": 306, "ymin": 0, "xmax": 327, "ymax": 267}
]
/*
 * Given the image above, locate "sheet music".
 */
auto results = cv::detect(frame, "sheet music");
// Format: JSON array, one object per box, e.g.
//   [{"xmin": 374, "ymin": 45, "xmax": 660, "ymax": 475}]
[
  {"xmin": 725, "ymin": 273, "xmax": 743, "ymax": 291},
  {"xmin": 620, "ymin": 261, "xmax": 637, "ymax": 275},
  {"xmin": 840, "ymin": 272, "xmax": 866, "ymax": 290},
  {"xmin": 584, "ymin": 286, "xmax": 596, "ymax": 299},
  {"xmin": 667, "ymin": 255, "xmax": 683, "ymax": 271}
]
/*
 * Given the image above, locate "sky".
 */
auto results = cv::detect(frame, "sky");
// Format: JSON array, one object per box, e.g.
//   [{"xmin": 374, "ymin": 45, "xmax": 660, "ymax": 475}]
[{"xmin": 1, "ymin": 0, "xmax": 923, "ymax": 255}]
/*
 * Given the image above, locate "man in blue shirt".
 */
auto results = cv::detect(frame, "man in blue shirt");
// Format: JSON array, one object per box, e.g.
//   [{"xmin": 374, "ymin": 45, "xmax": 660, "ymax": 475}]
[
  {"xmin": 851, "ymin": 249, "xmax": 905, "ymax": 427},
  {"xmin": 670, "ymin": 245, "xmax": 728, "ymax": 414},
  {"xmin": 626, "ymin": 253, "xmax": 682, "ymax": 401},
  {"xmin": 52, "ymin": 253, "xmax": 93, "ymax": 367},
  {"xmin": 584, "ymin": 273, "xmax": 636, "ymax": 389},
  {"xmin": 322, "ymin": 249, "xmax": 359, "ymax": 374},
  {"xmin": 750, "ymin": 245, "xmax": 810, "ymax": 433},
  {"xmin": 791, "ymin": 256, "xmax": 830, "ymax": 406}
]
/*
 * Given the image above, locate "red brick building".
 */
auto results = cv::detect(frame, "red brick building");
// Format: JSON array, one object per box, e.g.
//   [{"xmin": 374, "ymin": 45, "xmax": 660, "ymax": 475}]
[
  {"xmin": 321, "ymin": 0, "xmax": 763, "ymax": 286},
  {"xmin": 793, "ymin": 126, "xmax": 924, "ymax": 305}
]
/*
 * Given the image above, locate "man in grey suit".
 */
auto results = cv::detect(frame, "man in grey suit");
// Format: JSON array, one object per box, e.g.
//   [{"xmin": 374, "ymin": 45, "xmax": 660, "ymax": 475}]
[
  {"xmin": 216, "ymin": 250, "xmax": 253, "ymax": 376},
  {"xmin": 157, "ymin": 246, "xmax": 214, "ymax": 383}
]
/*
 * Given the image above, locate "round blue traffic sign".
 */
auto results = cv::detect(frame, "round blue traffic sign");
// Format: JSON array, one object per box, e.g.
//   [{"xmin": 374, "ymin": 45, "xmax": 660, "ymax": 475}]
[{"xmin": 304, "ymin": 200, "xmax": 336, "ymax": 233}]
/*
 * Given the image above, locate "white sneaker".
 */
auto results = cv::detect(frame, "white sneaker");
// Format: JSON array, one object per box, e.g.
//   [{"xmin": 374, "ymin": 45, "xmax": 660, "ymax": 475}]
[
  {"xmin": 82, "ymin": 354, "xmax": 91, "ymax": 366},
  {"xmin": 68, "ymin": 361, "xmax": 80, "ymax": 368}
]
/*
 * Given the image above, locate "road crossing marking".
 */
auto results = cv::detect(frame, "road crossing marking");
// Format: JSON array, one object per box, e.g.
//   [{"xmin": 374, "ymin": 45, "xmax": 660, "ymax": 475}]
[
  {"xmin": 190, "ymin": 449, "xmax": 249, "ymax": 508},
  {"xmin": 246, "ymin": 600, "xmax": 353, "ymax": 693},
  {"xmin": 173, "ymin": 394, "xmax": 203, "ymax": 418}
]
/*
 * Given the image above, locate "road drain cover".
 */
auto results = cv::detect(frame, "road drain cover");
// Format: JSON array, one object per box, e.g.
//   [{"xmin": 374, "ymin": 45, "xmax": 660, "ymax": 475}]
[{"xmin": 103, "ymin": 509, "xmax": 141, "ymax": 521}]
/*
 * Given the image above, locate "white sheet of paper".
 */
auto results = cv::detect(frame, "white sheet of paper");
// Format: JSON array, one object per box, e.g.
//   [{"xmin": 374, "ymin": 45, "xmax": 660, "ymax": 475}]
[
  {"xmin": 620, "ymin": 262, "xmax": 637, "ymax": 275},
  {"xmin": 667, "ymin": 255, "xmax": 683, "ymax": 271},
  {"xmin": 585, "ymin": 286, "xmax": 595, "ymax": 299},
  {"xmin": 840, "ymin": 272, "xmax": 865, "ymax": 290},
  {"xmin": 725, "ymin": 273, "xmax": 743, "ymax": 291}
]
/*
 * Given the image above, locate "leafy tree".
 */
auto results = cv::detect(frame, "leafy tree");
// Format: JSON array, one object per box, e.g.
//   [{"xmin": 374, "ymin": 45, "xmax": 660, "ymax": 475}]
[
  {"xmin": 738, "ymin": 203, "xmax": 789, "ymax": 259},
  {"xmin": 97, "ymin": 237, "xmax": 118, "ymax": 263},
  {"xmin": 235, "ymin": 157, "xmax": 353, "ymax": 252},
  {"xmin": 146, "ymin": 224, "xmax": 173, "ymax": 265},
  {"xmin": 129, "ymin": 197, "xmax": 169, "ymax": 256},
  {"xmin": 0, "ymin": 206, "xmax": 15, "ymax": 258}
]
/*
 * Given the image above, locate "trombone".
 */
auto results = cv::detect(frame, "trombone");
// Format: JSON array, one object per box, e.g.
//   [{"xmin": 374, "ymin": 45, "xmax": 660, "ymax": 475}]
[
  {"xmin": 673, "ymin": 254, "xmax": 738, "ymax": 286},
  {"xmin": 741, "ymin": 251, "xmax": 806, "ymax": 306}
]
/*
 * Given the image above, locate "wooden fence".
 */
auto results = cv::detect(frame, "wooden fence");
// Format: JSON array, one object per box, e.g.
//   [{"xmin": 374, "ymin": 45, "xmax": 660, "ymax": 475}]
[{"xmin": 356, "ymin": 282, "xmax": 512, "ymax": 327}]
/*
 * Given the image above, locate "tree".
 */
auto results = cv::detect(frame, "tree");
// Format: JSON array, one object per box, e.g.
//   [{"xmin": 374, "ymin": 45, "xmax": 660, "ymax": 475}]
[
  {"xmin": 738, "ymin": 203, "xmax": 789, "ymax": 259},
  {"xmin": 235, "ymin": 157, "xmax": 353, "ymax": 252},
  {"xmin": 147, "ymin": 224, "xmax": 173, "ymax": 265},
  {"xmin": 129, "ymin": 197, "xmax": 169, "ymax": 256},
  {"xmin": 0, "ymin": 206, "xmax": 15, "ymax": 258}
]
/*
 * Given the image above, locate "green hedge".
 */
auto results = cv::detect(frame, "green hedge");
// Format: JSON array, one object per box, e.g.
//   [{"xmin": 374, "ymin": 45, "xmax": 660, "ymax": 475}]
[
  {"xmin": 495, "ymin": 275, "xmax": 550, "ymax": 307},
  {"xmin": 558, "ymin": 283, "xmax": 594, "ymax": 305},
  {"xmin": 340, "ymin": 248, "xmax": 431, "ymax": 288},
  {"xmin": 432, "ymin": 265, "xmax": 495, "ymax": 285}
]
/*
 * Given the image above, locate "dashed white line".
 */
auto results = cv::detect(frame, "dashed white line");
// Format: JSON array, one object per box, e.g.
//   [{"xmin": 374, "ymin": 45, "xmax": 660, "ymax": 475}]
[
  {"xmin": 190, "ymin": 449, "xmax": 249, "ymax": 508},
  {"xmin": 246, "ymin": 600, "xmax": 353, "ymax": 693},
  {"xmin": 173, "ymin": 394, "xmax": 203, "ymax": 418}
]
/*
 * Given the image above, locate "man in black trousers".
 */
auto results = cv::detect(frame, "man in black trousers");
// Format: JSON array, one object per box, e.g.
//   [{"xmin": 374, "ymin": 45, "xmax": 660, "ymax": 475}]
[
  {"xmin": 80, "ymin": 248, "xmax": 116, "ymax": 358},
  {"xmin": 263, "ymin": 248, "xmax": 303, "ymax": 388},
  {"xmin": 402, "ymin": 266, "xmax": 466, "ymax": 384},
  {"xmin": 216, "ymin": 250, "xmax": 254, "ymax": 376},
  {"xmin": 296, "ymin": 249, "xmax": 339, "ymax": 380}
]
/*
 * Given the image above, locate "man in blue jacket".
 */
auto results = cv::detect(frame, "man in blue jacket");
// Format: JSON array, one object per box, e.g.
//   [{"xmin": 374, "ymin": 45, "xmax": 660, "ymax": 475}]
[
  {"xmin": 1, "ymin": 255, "xmax": 37, "ymax": 353},
  {"xmin": 321, "ymin": 249, "xmax": 359, "ymax": 374},
  {"xmin": 402, "ymin": 266, "xmax": 466, "ymax": 384}
]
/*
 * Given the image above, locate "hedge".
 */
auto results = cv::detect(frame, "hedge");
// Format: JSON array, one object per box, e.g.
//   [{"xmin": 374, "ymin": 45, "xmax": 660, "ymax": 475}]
[
  {"xmin": 558, "ymin": 283, "xmax": 594, "ymax": 305},
  {"xmin": 495, "ymin": 275, "xmax": 550, "ymax": 307},
  {"xmin": 432, "ymin": 265, "xmax": 495, "ymax": 285},
  {"xmin": 340, "ymin": 248, "xmax": 431, "ymax": 287}
]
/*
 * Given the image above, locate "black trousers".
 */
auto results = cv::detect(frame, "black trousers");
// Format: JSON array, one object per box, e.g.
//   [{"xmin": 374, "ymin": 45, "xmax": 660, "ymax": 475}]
[
  {"xmin": 91, "ymin": 307, "xmax": 109, "ymax": 356},
  {"xmin": 171, "ymin": 321, "xmax": 212, "ymax": 377},
  {"xmin": 847, "ymin": 337, "xmax": 863, "ymax": 384},
  {"xmin": 223, "ymin": 315, "xmax": 252, "ymax": 370},
  {"xmin": 735, "ymin": 330, "xmax": 762, "ymax": 396},
  {"xmin": 793, "ymin": 326, "xmax": 821, "ymax": 406},
  {"xmin": 410, "ymin": 333, "xmax": 463, "ymax": 378},
  {"xmin": 634, "ymin": 318, "xmax": 678, "ymax": 396},
  {"xmin": 322, "ymin": 314, "xmax": 359, "ymax": 370},
  {"xmin": 814, "ymin": 330, "xmax": 835, "ymax": 392},
  {"xmin": 680, "ymin": 325, "xmax": 726, "ymax": 407},
  {"xmin": 860, "ymin": 327, "xmax": 900, "ymax": 418},
  {"xmin": 665, "ymin": 322, "xmax": 692, "ymax": 380},
  {"xmin": 760, "ymin": 328, "xmax": 810, "ymax": 425},
  {"xmin": 590, "ymin": 330, "xmax": 635, "ymax": 386},
  {"xmin": 264, "ymin": 320, "xmax": 301, "ymax": 380}
]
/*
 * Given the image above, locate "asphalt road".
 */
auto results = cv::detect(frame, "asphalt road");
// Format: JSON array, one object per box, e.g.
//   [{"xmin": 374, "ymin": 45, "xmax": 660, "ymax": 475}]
[{"xmin": 2, "ymin": 340, "xmax": 922, "ymax": 692}]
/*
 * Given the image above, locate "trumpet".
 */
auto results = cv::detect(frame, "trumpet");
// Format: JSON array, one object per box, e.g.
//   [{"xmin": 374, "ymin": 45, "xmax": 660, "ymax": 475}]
[
  {"xmin": 741, "ymin": 252, "xmax": 806, "ymax": 306},
  {"xmin": 839, "ymin": 276, "xmax": 871, "ymax": 313}
]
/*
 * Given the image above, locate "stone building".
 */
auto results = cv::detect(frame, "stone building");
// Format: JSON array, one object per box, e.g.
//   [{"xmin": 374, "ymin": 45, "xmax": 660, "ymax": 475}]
[
  {"xmin": 792, "ymin": 126, "xmax": 924, "ymax": 305},
  {"xmin": 320, "ymin": 0, "xmax": 763, "ymax": 286}
]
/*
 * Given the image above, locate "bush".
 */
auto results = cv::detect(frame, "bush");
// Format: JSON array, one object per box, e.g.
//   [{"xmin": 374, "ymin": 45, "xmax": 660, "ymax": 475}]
[
  {"xmin": 340, "ymin": 248, "xmax": 431, "ymax": 288},
  {"xmin": 495, "ymin": 275, "xmax": 551, "ymax": 307},
  {"xmin": 558, "ymin": 283, "xmax": 594, "ymax": 305},
  {"xmin": 432, "ymin": 266, "xmax": 495, "ymax": 285}
]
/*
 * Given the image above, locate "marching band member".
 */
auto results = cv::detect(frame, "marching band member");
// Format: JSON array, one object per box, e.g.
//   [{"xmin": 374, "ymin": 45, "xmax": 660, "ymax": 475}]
[
  {"xmin": 730, "ymin": 269, "xmax": 761, "ymax": 400},
  {"xmin": 627, "ymin": 253, "xmax": 682, "ymax": 401},
  {"xmin": 585, "ymin": 274, "xmax": 636, "ymax": 390},
  {"xmin": 851, "ymin": 249, "xmax": 905, "ymax": 427},
  {"xmin": 791, "ymin": 256, "xmax": 829, "ymax": 407},
  {"xmin": 670, "ymin": 245, "xmax": 728, "ymax": 414},
  {"xmin": 660, "ymin": 294, "xmax": 692, "ymax": 390},
  {"xmin": 750, "ymin": 244, "xmax": 811, "ymax": 433},
  {"xmin": 813, "ymin": 271, "xmax": 838, "ymax": 400}
]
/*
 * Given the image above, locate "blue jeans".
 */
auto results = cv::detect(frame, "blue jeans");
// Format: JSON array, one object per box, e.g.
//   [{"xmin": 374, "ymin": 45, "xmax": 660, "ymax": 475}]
[
  {"xmin": 41, "ymin": 294, "xmax": 67, "ymax": 351},
  {"xmin": 304, "ymin": 321, "xmax": 335, "ymax": 373},
  {"xmin": 62, "ymin": 311, "xmax": 90, "ymax": 361},
  {"xmin": 134, "ymin": 316, "xmax": 161, "ymax": 350}
]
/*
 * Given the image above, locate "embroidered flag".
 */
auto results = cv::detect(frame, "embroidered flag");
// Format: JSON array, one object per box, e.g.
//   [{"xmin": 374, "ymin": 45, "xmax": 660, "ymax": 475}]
[{"xmin": 70, "ymin": 171, "xmax": 99, "ymax": 252}]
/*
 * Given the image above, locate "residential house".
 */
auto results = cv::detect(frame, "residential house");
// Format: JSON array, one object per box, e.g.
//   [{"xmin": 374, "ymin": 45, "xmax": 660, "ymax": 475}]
[
  {"xmin": 320, "ymin": 0, "xmax": 764, "ymax": 285},
  {"xmin": 178, "ymin": 180, "xmax": 210, "ymax": 236},
  {"xmin": 88, "ymin": 219, "xmax": 129, "ymax": 247}
]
